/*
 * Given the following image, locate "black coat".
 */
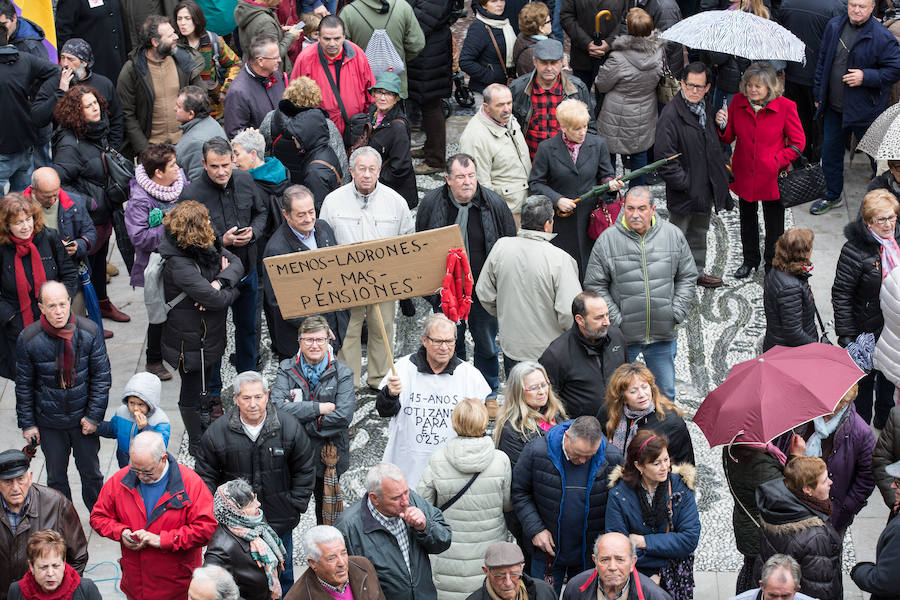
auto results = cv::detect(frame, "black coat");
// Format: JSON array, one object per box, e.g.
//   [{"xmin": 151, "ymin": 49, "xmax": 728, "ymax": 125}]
[
  {"xmin": 55, "ymin": 0, "xmax": 127, "ymax": 84},
  {"xmin": 529, "ymin": 131, "xmax": 615, "ymax": 279},
  {"xmin": 596, "ymin": 402, "xmax": 695, "ymax": 465},
  {"xmin": 833, "ymin": 218, "xmax": 898, "ymax": 344},
  {"xmin": 497, "ymin": 422, "xmax": 547, "ymax": 471},
  {"xmin": 367, "ymin": 103, "xmax": 419, "ymax": 209},
  {"xmin": 850, "ymin": 512, "xmax": 900, "ymax": 599},
  {"xmin": 778, "ymin": 0, "xmax": 846, "ymax": 86},
  {"xmin": 182, "ymin": 170, "xmax": 268, "ymax": 271},
  {"xmin": 0, "ymin": 47, "xmax": 57, "ymax": 155},
  {"xmin": 757, "ymin": 478, "xmax": 843, "ymax": 600},
  {"xmin": 561, "ymin": 0, "xmax": 625, "ymax": 72},
  {"xmin": 262, "ymin": 221, "xmax": 349, "ymax": 359},
  {"xmin": 763, "ymin": 268, "xmax": 817, "ymax": 351},
  {"xmin": 270, "ymin": 101, "xmax": 342, "ymax": 212},
  {"xmin": 562, "ymin": 568, "xmax": 673, "ymax": 600},
  {"xmin": 539, "ymin": 324, "xmax": 626, "ymax": 419},
  {"xmin": 466, "ymin": 574, "xmax": 557, "ymax": 600},
  {"xmin": 158, "ymin": 233, "xmax": 243, "ymax": 372},
  {"xmin": 655, "ymin": 93, "xmax": 732, "ymax": 215},
  {"xmin": 459, "ymin": 3, "xmax": 511, "ymax": 93},
  {"xmin": 195, "ymin": 406, "xmax": 316, "ymax": 535},
  {"xmin": 722, "ymin": 446, "xmax": 784, "ymax": 557},
  {"xmin": 35, "ymin": 71, "xmax": 125, "ymax": 151},
  {"xmin": 204, "ymin": 525, "xmax": 272, "ymax": 600},
  {"xmin": 406, "ymin": 0, "xmax": 454, "ymax": 104},
  {"xmin": 51, "ymin": 127, "xmax": 112, "ymax": 225}
]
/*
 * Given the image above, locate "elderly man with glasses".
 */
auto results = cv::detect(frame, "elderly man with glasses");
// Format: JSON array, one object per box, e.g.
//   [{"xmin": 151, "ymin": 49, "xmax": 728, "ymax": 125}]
[
  {"xmin": 376, "ymin": 313, "xmax": 490, "ymax": 487},
  {"xmin": 466, "ymin": 542, "xmax": 556, "ymax": 600},
  {"xmin": 90, "ymin": 431, "xmax": 216, "ymax": 600}
]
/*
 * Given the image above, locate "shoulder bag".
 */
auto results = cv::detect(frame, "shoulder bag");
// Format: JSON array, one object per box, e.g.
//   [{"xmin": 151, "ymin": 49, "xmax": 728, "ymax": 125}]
[
  {"xmin": 778, "ymin": 145, "xmax": 826, "ymax": 208},
  {"xmin": 485, "ymin": 27, "xmax": 513, "ymax": 86},
  {"xmin": 438, "ymin": 471, "xmax": 481, "ymax": 511},
  {"xmin": 658, "ymin": 480, "xmax": 695, "ymax": 600},
  {"xmin": 318, "ymin": 45, "xmax": 355, "ymax": 148},
  {"xmin": 588, "ymin": 194, "xmax": 623, "ymax": 240},
  {"xmin": 98, "ymin": 145, "xmax": 135, "ymax": 209}
]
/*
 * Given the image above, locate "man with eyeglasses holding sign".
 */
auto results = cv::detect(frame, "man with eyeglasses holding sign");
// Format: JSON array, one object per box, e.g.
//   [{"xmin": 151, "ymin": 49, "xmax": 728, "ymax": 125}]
[
  {"xmin": 376, "ymin": 313, "xmax": 490, "ymax": 487},
  {"xmin": 90, "ymin": 431, "xmax": 216, "ymax": 600}
]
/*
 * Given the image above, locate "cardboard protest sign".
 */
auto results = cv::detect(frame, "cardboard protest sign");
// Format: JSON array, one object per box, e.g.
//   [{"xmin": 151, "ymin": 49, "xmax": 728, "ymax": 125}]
[{"xmin": 263, "ymin": 226, "xmax": 465, "ymax": 319}]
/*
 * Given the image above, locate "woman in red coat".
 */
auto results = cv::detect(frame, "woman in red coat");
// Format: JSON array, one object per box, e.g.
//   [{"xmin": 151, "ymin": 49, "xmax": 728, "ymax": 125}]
[{"xmin": 716, "ymin": 62, "xmax": 805, "ymax": 278}]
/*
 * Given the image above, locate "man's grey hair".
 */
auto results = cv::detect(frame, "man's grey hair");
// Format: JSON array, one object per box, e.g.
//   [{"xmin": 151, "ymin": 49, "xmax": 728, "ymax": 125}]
[
  {"xmin": 593, "ymin": 532, "xmax": 637, "ymax": 558},
  {"xmin": 31, "ymin": 166, "xmax": 60, "ymax": 190},
  {"xmin": 130, "ymin": 431, "xmax": 166, "ymax": 462},
  {"xmin": 221, "ymin": 479, "xmax": 255, "ymax": 508},
  {"xmin": 281, "ymin": 184, "xmax": 315, "ymax": 213},
  {"xmin": 364, "ymin": 462, "xmax": 405, "ymax": 497},
  {"xmin": 624, "ymin": 186, "xmax": 654, "ymax": 205},
  {"xmin": 191, "ymin": 565, "xmax": 240, "ymax": 600},
  {"xmin": 249, "ymin": 34, "xmax": 279, "ymax": 61},
  {"xmin": 349, "ymin": 146, "xmax": 382, "ymax": 171},
  {"xmin": 520, "ymin": 195, "xmax": 554, "ymax": 231},
  {"xmin": 231, "ymin": 128, "xmax": 266, "ymax": 160},
  {"xmin": 232, "ymin": 371, "xmax": 269, "ymax": 396},
  {"xmin": 760, "ymin": 554, "xmax": 801, "ymax": 590},
  {"xmin": 482, "ymin": 83, "xmax": 509, "ymax": 105},
  {"xmin": 568, "ymin": 415, "xmax": 604, "ymax": 445},
  {"xmin": 422, "ymin": 313, "xmax": 456, "ymax": 339},
  {"xmin": 303, "ymin": 525, "xmax": 345, "ymax": 561}
]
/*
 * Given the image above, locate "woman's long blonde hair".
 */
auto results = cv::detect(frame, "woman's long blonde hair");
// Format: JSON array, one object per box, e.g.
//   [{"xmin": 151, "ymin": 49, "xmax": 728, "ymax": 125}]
[
  {"xmin": 493, "ymin": 361, "xmax": 567, "ymax": 446},
  {"xmin": 603, "ymin": 363, "xmax": 682, "ymax": 439}
]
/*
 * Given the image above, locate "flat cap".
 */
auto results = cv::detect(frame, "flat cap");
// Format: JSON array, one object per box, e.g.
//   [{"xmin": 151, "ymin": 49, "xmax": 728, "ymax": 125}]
[
  {"xmin": 0, "ymin": 450, "xmax": 30, "ymax": 480},
  {"xmin": 533, "ymin": 38, "xmax": 563, "ymax": 61},
  {"xmin": 886, "ymin": 459, "xmax": 900, "ymax": 479},
  {"xmin": 484, "ymin": 542, "xmax": 525, "ymax": 567}
]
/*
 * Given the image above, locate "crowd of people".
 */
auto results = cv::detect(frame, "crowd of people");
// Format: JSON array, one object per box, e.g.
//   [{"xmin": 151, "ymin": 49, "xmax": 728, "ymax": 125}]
[{"xmin": 2, "ymin": 0, "xmax": 900, "ymax": 598}]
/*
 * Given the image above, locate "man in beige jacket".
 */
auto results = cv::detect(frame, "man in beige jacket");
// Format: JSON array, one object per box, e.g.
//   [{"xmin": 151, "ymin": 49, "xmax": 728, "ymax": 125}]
[
  {"xmin": 475, "ymin": 195, "xmax": 582, "ymax": 373},
  {"xmin": 459, "ymin": 83, "xmax": 531, "ymax": 224}
]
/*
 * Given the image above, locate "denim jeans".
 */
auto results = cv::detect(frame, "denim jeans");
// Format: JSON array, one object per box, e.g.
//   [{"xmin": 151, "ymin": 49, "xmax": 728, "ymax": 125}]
[
  {"xmin": 822, "ymin": 107, "xmax": 873, "ymax": 201},
  {"xmin": 530, "ymin": 557, "xmax": 584, "ymax": 596},
  {"xmin": 233, "ymin": 269, "xmax": 259, "ymax": 373},
  {"xmin": 627, "ymin": 339, "xmax": 678, "ymax": 400},
  {"xmin": 855, "ymin": 368, "xmax": 895, "ymax": 427},
  {"xmin": 0, "ymin": 148, "xmax": 33, "ymax": 192},
  {"xmin": 619, "ymin": 152, "xmax": 649, "ymax": 187},
  {"xmin": 454, "ymin": 296, "xmax": 500, "ymax": 396},
  {"xmin": 279, "ymin": 529, "xmax": 294, "ymax": 592},
  {"xmin": 40, "ymin": 426, "xmax": 104, "ymax": 511}
]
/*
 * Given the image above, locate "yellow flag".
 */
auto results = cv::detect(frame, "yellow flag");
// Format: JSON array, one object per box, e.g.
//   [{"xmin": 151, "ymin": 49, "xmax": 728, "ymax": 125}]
[{"xmin": 13, "ymin": 0, "xmax": 57, "ymax": 62}]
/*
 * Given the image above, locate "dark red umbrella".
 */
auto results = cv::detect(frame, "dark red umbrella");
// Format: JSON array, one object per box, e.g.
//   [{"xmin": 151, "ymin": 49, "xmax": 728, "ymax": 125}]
[{"xmin": 694, "ymin": 343, "xmax": 865, "ymax": 447}]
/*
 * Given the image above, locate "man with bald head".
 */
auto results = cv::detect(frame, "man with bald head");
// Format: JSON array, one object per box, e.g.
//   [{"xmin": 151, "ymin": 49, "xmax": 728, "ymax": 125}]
[
  {"xmin": 562, "ymin": 532, "xmax": 671, "ymax": 600},
  {"xmin": 15, "ymin": 281, "xmax": 111, "ymax": 511},
  {"xmin": 23, "ymin": 167, "xmax": 98, "ymax": 317}
]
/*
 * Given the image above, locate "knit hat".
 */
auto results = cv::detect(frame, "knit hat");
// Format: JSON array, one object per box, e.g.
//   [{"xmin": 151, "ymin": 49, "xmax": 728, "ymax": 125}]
[{"xmin": 60, "ymin": 38, "xmax": 95, "ymax": 70}]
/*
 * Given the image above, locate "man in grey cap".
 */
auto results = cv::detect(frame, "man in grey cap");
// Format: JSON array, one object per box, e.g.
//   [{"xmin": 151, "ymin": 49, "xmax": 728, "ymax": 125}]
[
  {"xmin": 508, "ymin": 38, "xmax": 594, "ymax": 160},
  {"xmin": 466, "ymin": 541, "xmax": 556, "ymax": 600},
  {"xmin": 851, "ymin": 459, "xmax": 900, "ymax": 598},
  {"xmin": 0, "ymin": 449, "xmax": 89, "ymax": 600}
]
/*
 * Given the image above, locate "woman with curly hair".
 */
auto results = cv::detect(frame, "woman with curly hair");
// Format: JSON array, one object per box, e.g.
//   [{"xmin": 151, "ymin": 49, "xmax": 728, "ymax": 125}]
[
  {"xmin": 174, "ymin": 0, "xmax": 241, "ymax": 121},
  {"xmin": 158, "ymin": 200, "xmax": 243, "ymax": 456},
  {"xmin": 605, "ymin": 430, "xmax": 700, "ymax": 600},
  {"xmin": 0, "ymin": 193, "xmax": 78, "ymax": 377},
  {"xmin": 600, "ymin": 362, "xmax": 694, "ymax": 466},
  {"xmin": 763, "ymin": 228, "xmax": 818, "ymax": 351},
  {"xmin": 52, "ymin": 84, "xmax": 131, "ymax": 333}
]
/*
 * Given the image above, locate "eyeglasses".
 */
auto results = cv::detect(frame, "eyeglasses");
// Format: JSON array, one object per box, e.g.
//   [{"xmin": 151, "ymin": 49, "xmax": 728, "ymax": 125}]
[
  {"xmin": 130, "ymin": 465, "xmax": 157, "ymax": 477},
  {"xmin": 873, "ymin": 216, "xmax": 898, "ymax": 225},
  {"xmin": 524, "ymin": 382, "xmax": 549, "ymax": 393},
  {"xmin": 259, "ymin": 56, "xmax": 281, "ymax": 61},
  {"xmin": 489, "ymin": 570, "xmax": 523, "ymax": 581},
  {"xmin": 425, "ymin": 335, "xmax": 455, "ymax": 347},
  {"xmin": 300, "ymin": 337, "xmax": 328, "ymax": 346},
  {"xmin": 372, "ymin": 89, "xmax": 395, "ymax": 98},
  {"xmin": 682, "ymin": 82, "xmax": 707, "ymax": 91},
  {"xmin": 543, "ymin": 18, "xmax": 552, "ymax": 24}
]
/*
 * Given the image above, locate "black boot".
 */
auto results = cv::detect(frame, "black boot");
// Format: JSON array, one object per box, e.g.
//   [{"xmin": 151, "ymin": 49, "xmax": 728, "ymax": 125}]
[{"xmin": 179, "ymin": 406, "xmax": 205, "ymax": 458}]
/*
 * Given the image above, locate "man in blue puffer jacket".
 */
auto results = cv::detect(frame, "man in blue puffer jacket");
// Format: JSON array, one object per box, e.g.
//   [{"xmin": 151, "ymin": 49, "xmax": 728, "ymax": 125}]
[
  {"xmin": 511, "ymin": 416, "xmax": 624, "ymax": 595},
  {"xmin": 15, "ymin": 280, "xmax": 111, "ymax": 511}
]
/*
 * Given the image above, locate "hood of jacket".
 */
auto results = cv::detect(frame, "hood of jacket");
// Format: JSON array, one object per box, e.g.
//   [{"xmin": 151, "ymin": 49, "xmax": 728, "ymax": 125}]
[
  {"xmin": 606, "ymin": 462, "xmax": 696, "ymax": 489},
  {"xmin": 275, "ymin": 100, "xmax": 331, "ymax": 152},
  {"xmin": 250, "ymin": 156, "xmax": 289, "ymax": 185},
  {"xmin": 120, "ymin": 371, "xmax": 163, "ymax": 416},
  {"xmin": 844, "ymin": 216, "xmax": 900, "ymax": 250},
  {"xmin": 443, "ymin": 435, "xmax": 497, "ymax": 473},
  {"xmin": 610, "ymin": 32, "xmax": 664, "ymax": 71},
  {"xmin": 233, "ymin": 1, "xmax": 275, "ymax": 27},
  {"xmin": 13, "ymin": 17, "xmax": 45, "ymax": 43},
  {"xmin": 0, "ymin": 44, "xmax": 19, "ymax": 65},
  {"xmin": 757, "ymin": 477, "xmax": 826, "ymax": 531},
  {"xmin": 356, "ymin": 0, "xmax": 391, "ymax": 11}
]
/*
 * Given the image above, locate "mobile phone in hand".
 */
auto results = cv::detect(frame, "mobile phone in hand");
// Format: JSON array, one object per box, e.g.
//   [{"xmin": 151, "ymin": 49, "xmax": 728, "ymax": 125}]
[
  {"xmin": 235, "ymin": 227, "xmax": 250, "ymax": 235},
  {"xmin": 122, "ymin": 531, "xmax": 135, "ymax": 544},
  {"xmin": 64, "ymin": 239, "xmax": 77, "ymax": 247}
]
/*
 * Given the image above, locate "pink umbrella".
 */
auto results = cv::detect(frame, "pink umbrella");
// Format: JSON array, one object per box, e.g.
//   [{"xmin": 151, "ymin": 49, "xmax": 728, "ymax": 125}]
[{"xmin": 694, "ymin": 343, "xmax": 865, "ymax": 447}]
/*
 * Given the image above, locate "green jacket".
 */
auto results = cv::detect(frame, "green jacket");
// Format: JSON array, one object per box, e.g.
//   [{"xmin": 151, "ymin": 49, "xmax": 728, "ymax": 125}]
[
  {"xmin": 339, "ymin": 0, "xmax": 425, "ymax": 98},
  {"xmin": 234, "ymin": 0, "xmax": 296, "ymax": 75}
]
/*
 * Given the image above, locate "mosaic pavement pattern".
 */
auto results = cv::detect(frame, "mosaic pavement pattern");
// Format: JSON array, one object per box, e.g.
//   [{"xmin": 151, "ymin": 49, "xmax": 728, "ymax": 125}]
[{"xmin": 179, "ymin": 135, "xmax": 858, "ymax": 573}]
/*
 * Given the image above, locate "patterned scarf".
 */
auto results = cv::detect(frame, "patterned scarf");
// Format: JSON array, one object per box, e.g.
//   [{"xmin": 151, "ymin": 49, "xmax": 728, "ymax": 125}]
[
  {"xmin": 612, "ymin": 405, "xmax": 655, "ymax": 453},
  {"xmin": 561, "ymin": 131, "xmax": 582, "ymax": 164},
  {"xmin": 213, "ymin": 484, "xmax": 285, "ymax": 599},
  {"xmin": 12, "ymin": 233, "xmax": 46, "ymax": 327},
  {"xmin": 682, "ymin": 90, "xmax": 707, "ymax": 128},
  {"xmin": 869, "ymin": 226, "xmax": 900, "ymax": 280},
  {"xmin": 135, "ymin": 164, "xmax": 185, "ymax": 203},
  {"xmin": 40, "ymin": 313, "xmax": 76, "ymax": 389},
  {"xmin": 18, "ymin": 563, "xmax": 81, "ymax": 600}
]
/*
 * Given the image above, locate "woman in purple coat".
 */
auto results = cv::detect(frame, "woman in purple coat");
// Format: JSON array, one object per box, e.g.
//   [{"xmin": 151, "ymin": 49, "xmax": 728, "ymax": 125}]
[{"xmin": 124, "ymin": 143, "xmax": 187, "ymax": 383}]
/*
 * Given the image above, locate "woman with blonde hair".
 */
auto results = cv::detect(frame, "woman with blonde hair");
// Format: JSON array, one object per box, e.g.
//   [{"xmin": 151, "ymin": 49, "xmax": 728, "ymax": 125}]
[
  {"xmin": 600, "ymin": 363, "xmax": 694, "ymax": 465},
  {"xmin": 417, "ymin": 398, "xmax": 511, "ymax": 600},
  {"xmin": 528, "ymin": 98, "xmax": 623, "ymax": 279},
  {"xmin": 159, "ymin": 200, "xmax": 243, "ymax": 456}
]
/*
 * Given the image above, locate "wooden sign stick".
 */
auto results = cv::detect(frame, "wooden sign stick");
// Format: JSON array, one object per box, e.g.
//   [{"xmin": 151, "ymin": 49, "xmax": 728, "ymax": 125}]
[{"xmin": 373, "ymin": 303, "xmax": 398, "ymax": 376}]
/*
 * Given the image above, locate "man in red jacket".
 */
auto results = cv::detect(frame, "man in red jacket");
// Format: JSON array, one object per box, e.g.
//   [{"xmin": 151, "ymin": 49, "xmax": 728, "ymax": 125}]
[
  {"xmin": 89, "ymin": 431, "xmax": 216, "ymax": 600},
  {"xmin": 290, "ymin": 15, "xmax": 373, "ymax": 136}
]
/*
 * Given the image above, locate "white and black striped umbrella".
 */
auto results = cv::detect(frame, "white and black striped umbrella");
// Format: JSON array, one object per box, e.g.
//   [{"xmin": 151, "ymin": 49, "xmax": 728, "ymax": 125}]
[
  {"xmin": 857, "ymin": 102, "xmax": 900, "ymax": 161},
  {"xmin": 659, "ymin": 9, "xmax": 806, "ymax": 63}
]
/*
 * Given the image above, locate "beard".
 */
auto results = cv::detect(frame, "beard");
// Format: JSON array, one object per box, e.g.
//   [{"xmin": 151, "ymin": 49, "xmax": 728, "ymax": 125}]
[{"xmin": 156, "ymin": 41, "xmax": 176, "ymax": 57}]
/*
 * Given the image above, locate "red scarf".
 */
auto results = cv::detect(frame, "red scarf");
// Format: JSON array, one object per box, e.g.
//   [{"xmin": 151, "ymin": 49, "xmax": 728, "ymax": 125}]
[
  {"xmin": 11, "ymin": 233, "xmax": 46, "ymax": 327},
  {"xmin": 40, "ymin": 313, "xmax": 76, "ymax": 389},
  {"xmin": 18, "ymin": 563, "xmax": 81, "ymax": 600}
]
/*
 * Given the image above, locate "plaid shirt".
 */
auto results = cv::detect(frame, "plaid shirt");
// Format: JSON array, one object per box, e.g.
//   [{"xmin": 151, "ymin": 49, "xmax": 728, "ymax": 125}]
[
  {"xmin": 1, "ymin": 490, "xmax": 29, "ymax": 533},
  {"xmin": 368, "ymin": 497, "xmax": 411, "ymax": 572},
  {"xmin": 525, "ymin": 79, "xmax": 564, "ymax": 159}
]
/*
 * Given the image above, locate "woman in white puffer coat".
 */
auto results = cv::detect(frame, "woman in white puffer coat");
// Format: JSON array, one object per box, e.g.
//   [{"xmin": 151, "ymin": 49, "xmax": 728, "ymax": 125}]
[
  {"xmin": 416, "ymin": 397, "xmax": 512, "ymax": 600},
  {"xmin": 874, "ymin": 265, "xmax": 900, "ymax": 386}
]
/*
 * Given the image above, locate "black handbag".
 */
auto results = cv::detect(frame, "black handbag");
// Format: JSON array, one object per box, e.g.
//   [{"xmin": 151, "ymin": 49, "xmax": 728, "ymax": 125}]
[
  {"xmin": 778, "ymin": 146, "xmax": 826, "ymax": 208},
  {"xmin": 99, "ymin": 145, "xmax": 135, "ymax": 209}
]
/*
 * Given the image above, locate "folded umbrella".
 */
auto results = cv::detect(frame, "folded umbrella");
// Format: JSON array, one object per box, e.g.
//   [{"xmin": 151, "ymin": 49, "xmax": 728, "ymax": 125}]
[
  {"xmin": 321, "ymin": 441, "xmax": 343, "ymax": 526},
  {"xmin": 79, "ymin": 261, "xmax": 105, "ymax": 334},
  {"xmin": 694, "ymin": 343, "xmax": 864, "ymax": 447}
]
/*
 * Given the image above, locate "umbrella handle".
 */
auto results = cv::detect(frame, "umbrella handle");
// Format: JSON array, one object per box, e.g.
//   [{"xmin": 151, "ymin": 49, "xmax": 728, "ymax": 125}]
[
  {"xmin": 595, "ymin": 9, "xmax": 611, "ymax": 33},
  {"xmin": 726, "ymin": 430, "xmax": 745, "ymax": 462}
]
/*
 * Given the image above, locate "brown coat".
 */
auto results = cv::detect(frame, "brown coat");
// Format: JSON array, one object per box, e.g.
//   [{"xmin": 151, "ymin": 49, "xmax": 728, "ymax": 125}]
[
  {"xmin": 284, "ymin": 556, "xmax": 385, "ymax": 600},
  {"xmin": 0, "ymin": 483, "xmax": 89, "ymax": 600}
]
